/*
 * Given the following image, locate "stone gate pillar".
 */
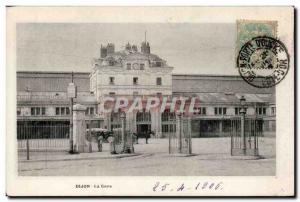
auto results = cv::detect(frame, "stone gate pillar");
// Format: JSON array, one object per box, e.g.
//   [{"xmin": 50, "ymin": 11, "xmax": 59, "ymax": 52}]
[
  {"xmin": 73, "ymin": 104, "xmax": 88, "ymax": 153},
  {"xmin": 151, "ymin": 108, "xmax": 162, "ymax": 138}
]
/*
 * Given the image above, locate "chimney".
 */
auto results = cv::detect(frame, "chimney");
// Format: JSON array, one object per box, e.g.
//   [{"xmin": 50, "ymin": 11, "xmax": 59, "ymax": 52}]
[
  {"xmin": 100, "ymin": 45, "xmax": 107, "ymax": 58},
  {"xmin": 141, "ymin": 42, "xmax": 150, "ymax": 54},
  {"xmin": 125, "ymin": 42, "xmax": 132, "ymax": 52},
  {"xmin": 107, "ymin": 43, "xmax": 115, "ymax": 54},
  {"xmin": 132, "ymin": 45, "xmax": 138, "ymax": 52}
]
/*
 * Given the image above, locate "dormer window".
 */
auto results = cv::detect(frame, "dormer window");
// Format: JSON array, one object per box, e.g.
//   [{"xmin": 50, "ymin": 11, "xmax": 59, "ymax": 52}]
[
  {"xmin": 133, "ymin": 77, "xmax": 138, "ymax": 85},
  {"xmin": 126, "ymin": 63, "xmax": 131, "ymax": 70},
  {"xmin": 155, "ymin": 61, "xmax": 162, "ymax": 67}
]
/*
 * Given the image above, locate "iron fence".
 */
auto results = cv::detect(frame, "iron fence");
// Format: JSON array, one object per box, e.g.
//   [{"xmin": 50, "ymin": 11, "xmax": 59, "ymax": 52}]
[
  {"xmin": 231, "ymin": 117, "xmax": 262, "ymax": 156},
  {"xmin": 169, "ymin": 117, "xmax": 192, "ymax": 155},
  {"xmin": 17, "ymin": 125, "xmax": 70, "ymax": 152}
]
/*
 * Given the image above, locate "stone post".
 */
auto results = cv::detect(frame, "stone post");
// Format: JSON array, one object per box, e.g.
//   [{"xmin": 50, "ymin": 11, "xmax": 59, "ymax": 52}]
[{"xmin": 72, "ymin": 104, "xmax": 88, "ymax": 153}]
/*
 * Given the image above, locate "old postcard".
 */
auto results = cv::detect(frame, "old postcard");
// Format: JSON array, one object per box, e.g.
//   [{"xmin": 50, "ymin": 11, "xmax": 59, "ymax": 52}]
[{"xmin": 6, "ymin": 7, "xmax": 294, "ymax": 196}]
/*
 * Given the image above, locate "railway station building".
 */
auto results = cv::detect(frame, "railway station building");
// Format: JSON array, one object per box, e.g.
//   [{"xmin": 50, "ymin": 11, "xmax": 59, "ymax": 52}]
[{"xmin": 17, "ymin": 41, "xmax": 276, "ymax": 138}]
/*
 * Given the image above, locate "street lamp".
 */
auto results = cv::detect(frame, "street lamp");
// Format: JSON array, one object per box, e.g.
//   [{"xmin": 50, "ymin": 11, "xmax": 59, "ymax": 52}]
[
  {"xmin": 176, "ymin": 112, "xmax": 183, "ymax": 153},
  {"xmin": 88, "ymin": 92, "xmax": 95, "ymax": 153},
  {"xmin": 239, "ymin": 95, "xmax": 247, "ymax": 155},
  {"xmin": 239, "ymin": 95, "xmax": 246, "ymax": 114}
]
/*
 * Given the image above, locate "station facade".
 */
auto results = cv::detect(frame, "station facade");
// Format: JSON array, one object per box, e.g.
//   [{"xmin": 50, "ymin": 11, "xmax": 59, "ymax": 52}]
[{"xmin": 17, "ymin": 41, "xmax": 276, "ymax": 138}]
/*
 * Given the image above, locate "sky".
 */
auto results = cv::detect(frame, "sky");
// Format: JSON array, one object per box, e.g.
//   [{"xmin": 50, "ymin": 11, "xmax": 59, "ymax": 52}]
[{"xmin": 17, "ymin": 23, "xmax": 237, "ymax": 75}]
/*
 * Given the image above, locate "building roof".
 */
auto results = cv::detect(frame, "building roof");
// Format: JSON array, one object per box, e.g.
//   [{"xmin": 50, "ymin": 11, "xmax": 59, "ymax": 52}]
[
  {"xmin": 172, "ymin": 74, "xmax": 275, "ymax": 94},
  {"xmin": 17, "ymin": 71, "xmax": 90, "ymax": 92},
  {"xmin": 97, "ymin": 50, "xmax": 165, "ymax": 67},
  {"xmin": 17, "ymin": 71, "xmax": 275, "ymax": 104}
]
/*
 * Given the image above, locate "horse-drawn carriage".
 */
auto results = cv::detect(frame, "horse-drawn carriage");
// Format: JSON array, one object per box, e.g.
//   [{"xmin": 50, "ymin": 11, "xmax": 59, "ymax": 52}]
[
  {"xmin": 132, "ymin": 130, "xmax": 155, "ymax": 144},
  {"xmin": 86, "ymin": 128, "xmax": 113, "ymax": 152},
  {"xmin": 86, "ymin": 128, "xmax": 155, "ymax": 154}
]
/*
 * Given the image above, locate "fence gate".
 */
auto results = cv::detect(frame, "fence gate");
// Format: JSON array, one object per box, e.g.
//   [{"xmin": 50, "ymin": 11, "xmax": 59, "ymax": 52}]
[
  {"xmin": 169, "ymin": 116, "xmax": 192, "ymax": 155},
  {"xmin": 111, "ymin": 129, "xmax": 134, "ymax": 154},
  {"xmin": 110, "ymin": 113, "xmax": 134, "ymax": 154},
  {"xmin": 231, "ymin": 117, "xmax": 262, "ymax": 156}
]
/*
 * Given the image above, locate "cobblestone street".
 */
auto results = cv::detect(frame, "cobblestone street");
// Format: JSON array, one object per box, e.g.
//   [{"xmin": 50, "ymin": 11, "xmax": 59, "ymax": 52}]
[{"xmin": 18, "ymin": 137, "xmax": 275, "ymax": 176}]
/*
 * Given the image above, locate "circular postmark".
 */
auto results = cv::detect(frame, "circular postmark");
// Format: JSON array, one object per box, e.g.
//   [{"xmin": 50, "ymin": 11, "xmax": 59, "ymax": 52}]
[{"xmin": 237, "ymin": 36, "xmax": 289, "ymax": 88}]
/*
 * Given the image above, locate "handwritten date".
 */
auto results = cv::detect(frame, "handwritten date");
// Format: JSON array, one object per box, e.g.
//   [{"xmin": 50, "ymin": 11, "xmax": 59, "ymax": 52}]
[{"xmin": 153, "ymin": 181, "xmax": 223, "ymax": 192}]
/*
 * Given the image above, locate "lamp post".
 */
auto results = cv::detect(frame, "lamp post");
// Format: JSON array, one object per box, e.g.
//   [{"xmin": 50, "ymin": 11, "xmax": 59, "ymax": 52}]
[
  {"xmin": 88, "ymin": 114, "xmax": 92, "ymax": 153},
  {"xmin": 88, "ymin": 92, "xmax": 95, "ymax": 153},
  {"xmin": 176, "ymin": 112, "xmax": 183, "ymax": 153},
  {"xmin": 239, "ymin": 95, "xmax": 247, "ymax": 155},
  {"xmin": 25, "ymin": 86, "xmax": 31, "ymax": 160},
  {"xmin": 120, "ymin": 112, "xmax": 126, "ymax": 153},
  {"xmin": 68, "ymin": 72, "xmax": 76, "ymax": 154}
]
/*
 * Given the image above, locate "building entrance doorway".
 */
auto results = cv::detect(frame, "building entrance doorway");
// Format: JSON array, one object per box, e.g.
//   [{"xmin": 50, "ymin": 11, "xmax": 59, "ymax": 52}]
[
  {"xmin": 135, "ymin": 111, "xmax": 152, "ymax": 144},
  {"xmin": 137, "ymin": 124, "xmax": 151, "ymax": 134}
]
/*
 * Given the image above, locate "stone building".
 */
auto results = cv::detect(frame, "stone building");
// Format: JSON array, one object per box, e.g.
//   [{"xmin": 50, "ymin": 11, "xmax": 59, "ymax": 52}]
[{"xmin": 17, "ymin": 41, "xmax": 276, "ymax": 138}]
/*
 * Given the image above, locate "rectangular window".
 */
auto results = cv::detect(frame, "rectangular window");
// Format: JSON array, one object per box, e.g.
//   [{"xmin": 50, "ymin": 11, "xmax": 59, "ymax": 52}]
[
  {"xmin": 109, "ymin": 92, "xmax": 116, "ymax": 96},
  {"xmin": 271, "ymin": 107, "xmax": 276, "ymax": 115},
  {"xmin": 140, "ymin": 63, "xmax": 145, "ymax": 70},
  {"xmin": 126, "ymin": 63, "xmax": 131, "ymax": 70},
  {"xmin": 31, "ymin": 108, "xmax": 35, "ymax": 116},
  {"xmin": 55, "ymin": 107, "xmax": 60, "ymax": 115},
  {"xmin": 41, "ymin": 107, "xmax": 46, "ymax": 115},
  {"xmin": 30, "ymin": 107, "xmax": 47, "ymax": 116},
  {"xmin": 156, "ymin": 77, "xmax": 162, "ymax": 85},
  {"xmin": 66, "ymin": 107, "xmax": 70, "ymax": 115},
  {"xmin": 109, "ymin": 77, "xmax": 115, "ymax": 84},
  {"xmin": 133, "ymin": 77, "xmax": 138, "ymax": 85},
  {"xmin": 235, "ymin": 107, "xmax": 239, "ymax": 115},
  {"xmin": 262, "ymin": 108, "xmax": 266, "ymax": 115},
  {"xmin": 61, "ymin": 107, "xmax": 65, "ymax": 115},
  {"xmin": 202, "ymin": 108, "xmax": 206, "ymax": 115},
  {"xmin": 156, "ymin": 61, "xmax": 162, "ymax": 67},
  {"xmin": 218, "ymin": 108, "xmax": 222, "ymax": 115},
  {"xmin": 36, "ymin": 107, "xmax": 40, "ymax": 115},
  {"xmin": 90, "ymin": 107, "xmax": 94, "ymax": 115},
  {"xmin": 215, "ymin": 107, "xmax": 226, "ymax": 115},
  {"xmin": 259, "ymin": 108, "xmax": 262, "ymax": 115},
  {"xmin": 17, "ymin": 108, "xmax": 21, "ymax": 116}
]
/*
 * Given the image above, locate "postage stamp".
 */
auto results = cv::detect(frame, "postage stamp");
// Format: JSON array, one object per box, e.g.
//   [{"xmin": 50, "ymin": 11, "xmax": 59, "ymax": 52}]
[
  {"xmin": 236, "ymin": 20, "xmax": 278, "ymax": 53},
  {"xmin": 236, "ymin": 20, "xmax": 289, "ymax": 88},
  {"xmin": 237, "ymin": 36, "xmax": 290, "ymax": 88}
]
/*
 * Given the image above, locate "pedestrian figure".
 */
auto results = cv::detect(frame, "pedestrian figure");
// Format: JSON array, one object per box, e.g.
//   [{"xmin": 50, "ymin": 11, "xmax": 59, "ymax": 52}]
[{"xmin": 97, "ymin": 133, "xmax": 103, "ymax": 152}]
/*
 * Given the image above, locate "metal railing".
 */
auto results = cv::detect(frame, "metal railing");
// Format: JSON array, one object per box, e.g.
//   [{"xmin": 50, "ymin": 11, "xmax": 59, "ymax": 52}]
[{"xmin": 17, "ymin": 125, "xmax": 70, "ymax": 154}]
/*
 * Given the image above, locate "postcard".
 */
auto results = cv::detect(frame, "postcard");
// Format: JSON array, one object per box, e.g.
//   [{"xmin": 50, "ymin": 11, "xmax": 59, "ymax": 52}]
[{"xmin": 6, "ymin": 6, "xmax": 294, "ymax": 196}]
